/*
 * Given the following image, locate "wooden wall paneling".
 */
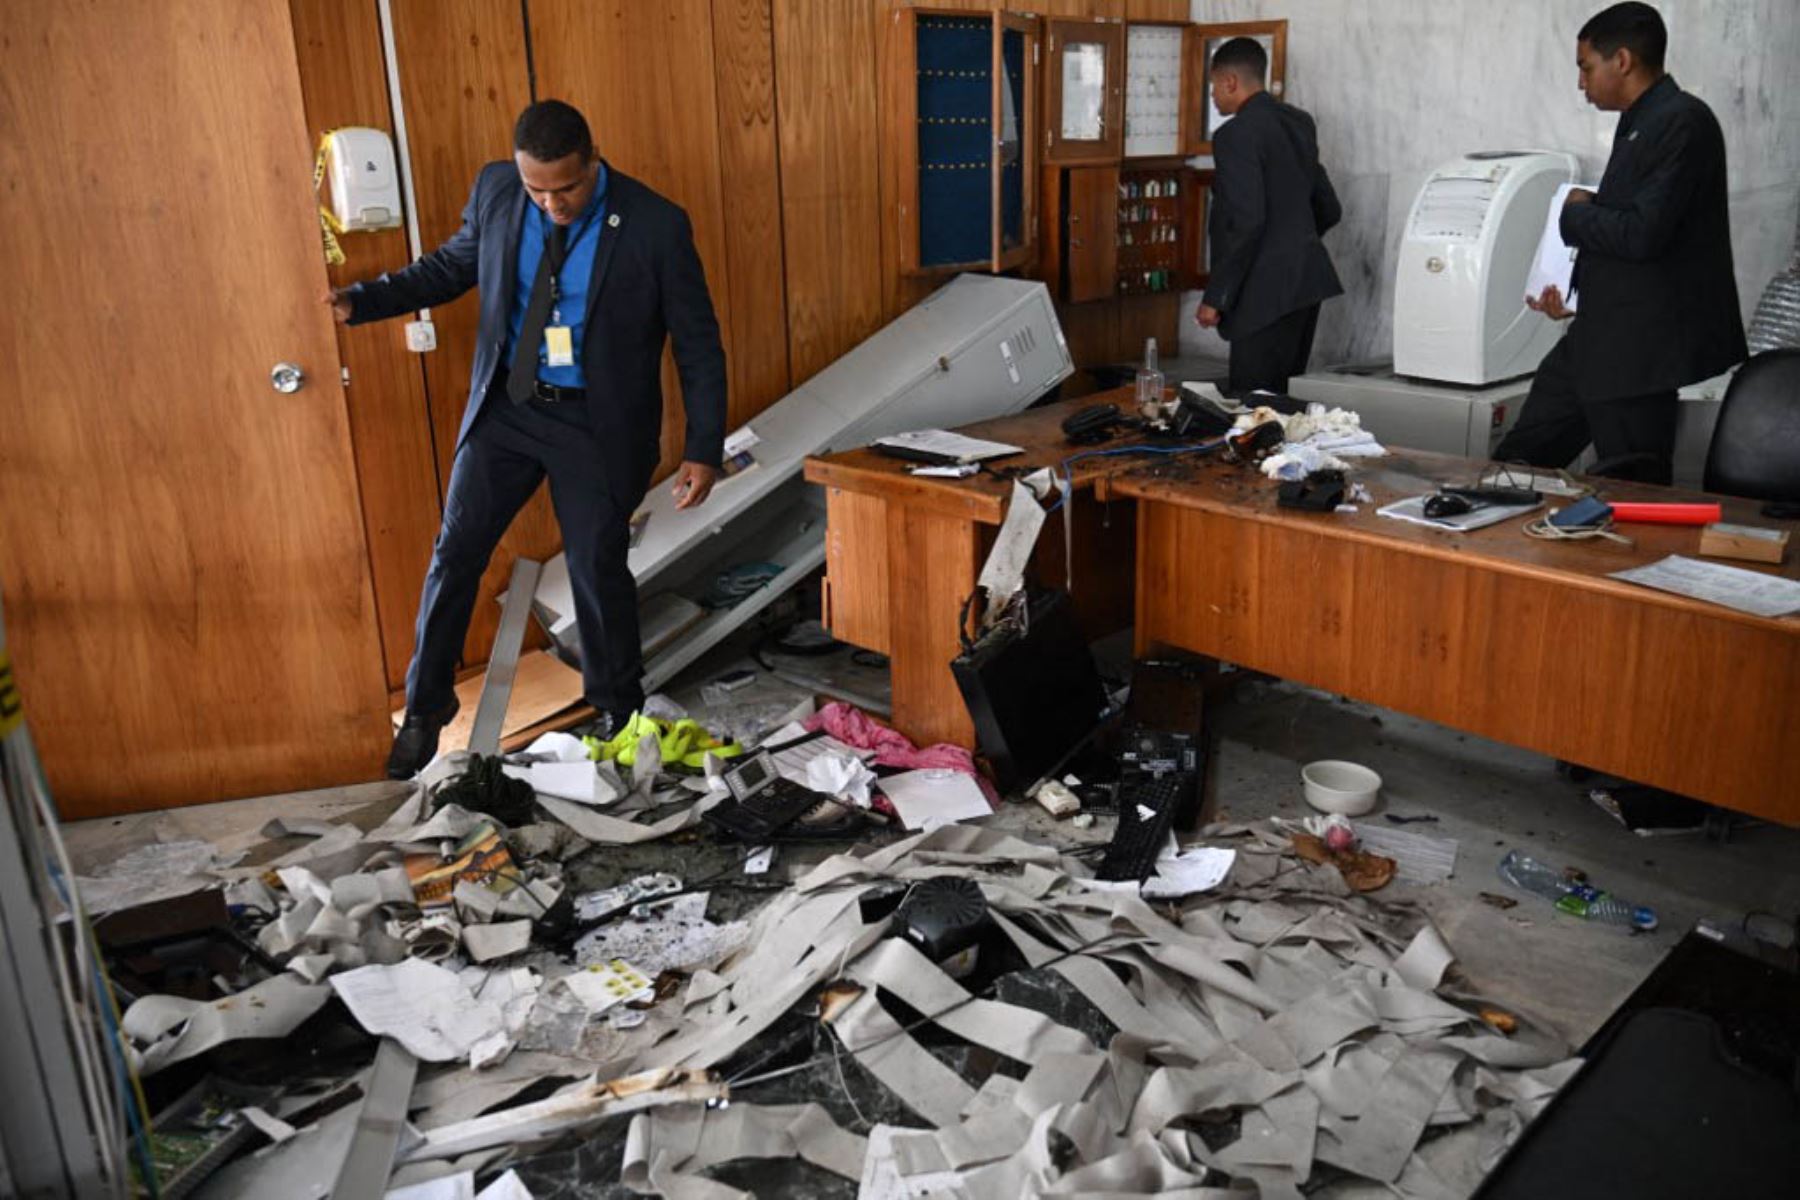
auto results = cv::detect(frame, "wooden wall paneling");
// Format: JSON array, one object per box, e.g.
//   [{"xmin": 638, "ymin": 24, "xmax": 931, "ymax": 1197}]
[
  {"xmin": 1124, "ymin": 0, "xmax": 1188, "ymax": 20},
  {"xmin": 529, "ymin": 0, "xmax": 735, "ymax": 482},
  {"xmin": 1113, "ymin": 292, "xmax": 1179, "ymax": 361},
  {"xmin": 1055, "ymin": 299, "xmax": 1119, "ymax": 368},
  {"xmin": 388, "ymin": 0, "xmax": 545, "ymax": 671},
  {"xmin": 711, "ymin": 0, "xmax": 793, "ymax": 427},
  {"xmin": 287, "ymin": 0, "xmax": 443, "ymax": 692},
  {"xmin": 774, "ymin": 0, "xmax": 886, "ymax": 383},
  {"xmin": 0, "ymin": 0, "xmax": 391, "ymax": 812}
]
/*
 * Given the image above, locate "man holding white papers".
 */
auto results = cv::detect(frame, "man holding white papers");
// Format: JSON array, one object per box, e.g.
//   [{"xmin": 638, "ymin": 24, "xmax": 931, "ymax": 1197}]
[{"xmin": 1495, "ymin": 3, "xmax": 1746, "ymax": 486}]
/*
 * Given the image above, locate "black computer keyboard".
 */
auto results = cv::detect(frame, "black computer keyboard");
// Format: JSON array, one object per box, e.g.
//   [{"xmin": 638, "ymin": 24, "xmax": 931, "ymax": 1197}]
[{"xmin": 1095, "ymin": 771, "xmax": 1191, "ymax": 882}]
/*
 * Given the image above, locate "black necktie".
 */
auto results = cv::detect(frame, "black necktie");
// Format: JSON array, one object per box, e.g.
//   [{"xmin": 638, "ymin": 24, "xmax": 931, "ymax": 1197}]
[{"xmin": 508, "ymin": 221, "xmax": 567, "ymax": 405}]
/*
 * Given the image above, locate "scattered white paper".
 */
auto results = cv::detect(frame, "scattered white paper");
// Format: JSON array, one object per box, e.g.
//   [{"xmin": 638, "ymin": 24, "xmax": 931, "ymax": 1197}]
[
  {"xmin": 976, "ymin": 479, "xmax": 1050, "ymax": 605},
  {"xmin": 502, "ymin": 760, "xmax": 612, "ymax": 805},
  {"xmin": 386, "ymin": 1172, "xmax": 476, "ymax": 1200},
  {"xmin": 477, "ymin": 1170, "xmax": 536, "ymax": 1200},
  {"xmin": 462, "ymin": 919, "xmax": 533, "ymax": 964},
  {"xmin": 573, "ymin": 892, "xmax": 750, "ymax": 977},
  {"xmin": 330, "ymin": 959, "xmax": 504, "ymax": 1063},
  {"xmin": 240, "ymin": 1105, "xmax": 298, "ymax": 1144},
  {"xmin": 1141, "ymin": 847, "xmax": 1237, "ymax": 899},
  {"xmin": 122, "ymin": 974, "xmax": 332, "ymax": 1075},
  {"xmin": 878, "ymin": 769, "xmax": 992, "ymax": 831},
  {"xmin": 873, "ymin": 429, "xmax": 1024, "ymax": 463},
  {"xmin": 765, "ymin": 730, "xmax": 874, "ymax": 788},
  {"xmin": 744, "ymin": 845, "xmax": 775, "ymax": 875},
  {"xmin": 1610, "ymin": 554, "xmax": 1800, "ymax": 618},
  {"xmin": 806, "ymin": 752, "xmax": 877, "ymax": 807},
  {"xmin": 859, "ymin": 1124, "xmax": 966, "ymax": 1199},
  {"xmin": 1525, "ymin": 182, "xmax": 1594, "ymax": 310},
  {"xmin": 74, "ymin": 839, "xmax": 242, "ymax": 916},
  {"xmin": 521, "ymin": 731, "xmax": 590, "ymax": 762},
  {"xmin": 1377, "ymin": 494, "xmax": 1541, "ymax": 532},
  {"xmin": 562, "ymin": 960, "xmax": 654, "ymax": 1013}
]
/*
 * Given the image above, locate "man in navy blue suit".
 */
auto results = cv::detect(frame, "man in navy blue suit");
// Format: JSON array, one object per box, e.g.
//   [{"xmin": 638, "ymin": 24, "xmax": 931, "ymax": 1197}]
[{"xmin": 330, "ymin": 100, "xmax": 728, "ymax": 777}]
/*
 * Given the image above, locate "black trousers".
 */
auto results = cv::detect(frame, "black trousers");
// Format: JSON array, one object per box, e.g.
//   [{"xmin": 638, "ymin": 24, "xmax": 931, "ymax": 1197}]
[
  {"xmin": 1494, "ymin": 335, "xmax": 1678, "ymax": 485},
  {"xmin": 405, "ymin": 388, "xmax": 645, "ymax": 719},
  {"xmin": 1227, "ymin": 303, "xmax": 1321, "ymax": 395}
]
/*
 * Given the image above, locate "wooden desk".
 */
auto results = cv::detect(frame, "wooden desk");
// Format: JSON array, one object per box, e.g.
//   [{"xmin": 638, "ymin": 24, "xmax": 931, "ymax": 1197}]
[
  {"xmin": 805, "ymin": 388, "xmax": 1148, "ymax": 747},
  {"xmin": 1110, "ymin": 450, "xmax": 1800, "ymax": 826}
]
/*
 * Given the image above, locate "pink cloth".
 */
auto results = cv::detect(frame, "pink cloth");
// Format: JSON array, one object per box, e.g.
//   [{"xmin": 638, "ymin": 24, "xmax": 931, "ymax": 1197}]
[{"xmin": 804, "ymin": 702, "xmax": 997, "ymax": 805}]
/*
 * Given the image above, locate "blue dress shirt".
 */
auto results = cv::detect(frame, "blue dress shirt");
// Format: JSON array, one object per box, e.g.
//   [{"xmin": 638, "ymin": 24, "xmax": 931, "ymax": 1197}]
[{"xmin": 506, "ymin": 163, "xmax": 608, "ymax": 388}]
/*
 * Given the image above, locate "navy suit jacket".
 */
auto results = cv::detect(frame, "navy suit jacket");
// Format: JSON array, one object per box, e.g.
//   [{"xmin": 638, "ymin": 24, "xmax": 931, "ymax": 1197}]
[
  {"xmin": 347, "ymin": 160, "xmax": 728, "ymax": 508},
  {"xmin": 1203, "ymin": 91, "xmax": 1343, "ymax": 342}
]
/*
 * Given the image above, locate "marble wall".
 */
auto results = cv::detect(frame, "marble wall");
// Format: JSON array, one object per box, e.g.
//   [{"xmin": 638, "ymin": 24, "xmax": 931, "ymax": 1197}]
[{"xmin": 1178, "ymin": 0, "xmax": 1800, "ymax": 368}]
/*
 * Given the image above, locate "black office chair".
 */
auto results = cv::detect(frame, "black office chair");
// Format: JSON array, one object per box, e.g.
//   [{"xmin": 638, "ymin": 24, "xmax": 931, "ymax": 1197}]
[{"xmin": 1702, "ymin": 348, "xmax": 1800, "ymax": 502}]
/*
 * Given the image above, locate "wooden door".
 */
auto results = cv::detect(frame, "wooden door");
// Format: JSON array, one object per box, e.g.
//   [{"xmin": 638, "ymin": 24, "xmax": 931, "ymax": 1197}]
[
  {"xmin": 1044, "ymin": 19, "xmax": 1123, "ymax": 165},
  {"xmin": 1066, "ymin": 166, "xmax": 1120, "ymax": 304},
  {"xmin": 0, "ymin": 0, "xmax": 391, "ymax": 815}
]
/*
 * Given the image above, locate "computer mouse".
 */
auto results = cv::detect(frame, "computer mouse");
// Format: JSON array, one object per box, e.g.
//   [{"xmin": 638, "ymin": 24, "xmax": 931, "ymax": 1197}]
[{"xmin": 1423, "ymin": 492, "xmax": 1473, "ymax": 518}]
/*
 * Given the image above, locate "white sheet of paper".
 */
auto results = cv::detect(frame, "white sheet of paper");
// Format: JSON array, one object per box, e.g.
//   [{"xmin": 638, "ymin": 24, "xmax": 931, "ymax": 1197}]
[
  {"xmin": 1377, "ymin": 494, "xmax": 1541, "ymax": 532},
  {"xmin": 1141, "ymin": 847, "xmax": 1237, "ymax": 899},
  {"xmin": 528, "ymin": 761, "xmax": 608, "ymax": 804},
  {"xmin": 330, "ymin": 959, "xmax": 504, "ymax": 1063},
  {"xmin": 1525, "ymin": 182, "xmax": 1594, "ymax": 310},
  {"xmin": 123, "ymin": 974, "xmax": 332, "ymax": 1075},
  {"xmin": 1610, "ymin": 554, "xmax": 1800, "ymax": 618},
  {"xmin": 386, "ymin": 1172, "xmax": 476, "ymax": 1200},
  {"xmin": 522, "ymin": 731, "xmax": 590, "ymax": 762},
  {"xmin": 878, "ymin": 769, "xmax": 992, "ymax": 831},
  {"xmin": 872, "ymin": 429, "xmax": 1024, "ymax": 463},
  {"xmin": 476, "ymin": 1170, "xmax": 536, "ymax": 1200},
  {"xmin": 765, "ymin": 731, "xmax": 874, "ymax": 788},
  {"xmin": 462, "ymin": 919, "xmax": 533, "ymax": 964}
]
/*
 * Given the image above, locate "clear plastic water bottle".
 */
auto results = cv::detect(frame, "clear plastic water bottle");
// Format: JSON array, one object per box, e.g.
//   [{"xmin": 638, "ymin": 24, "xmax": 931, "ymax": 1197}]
[
  {"xmin": 1497, "ymin": 850, "xmax": 1657, "ymax": 930},
  {"xmin": 1135, "ymin": 337, "xmax": 1165, "ymax": 419}
]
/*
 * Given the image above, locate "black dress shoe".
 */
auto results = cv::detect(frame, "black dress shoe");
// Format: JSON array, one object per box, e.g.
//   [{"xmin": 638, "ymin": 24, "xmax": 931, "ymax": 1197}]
[{"xmin": 386, "ymin": 701, "xmax": 459, "ymax": 779}]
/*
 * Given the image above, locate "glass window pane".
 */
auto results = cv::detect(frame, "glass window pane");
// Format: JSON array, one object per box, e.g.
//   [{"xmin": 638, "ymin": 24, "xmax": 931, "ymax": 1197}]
[{"xmin": 1060, "ymin": 41, "xmax": 1106, "ymax": 141}]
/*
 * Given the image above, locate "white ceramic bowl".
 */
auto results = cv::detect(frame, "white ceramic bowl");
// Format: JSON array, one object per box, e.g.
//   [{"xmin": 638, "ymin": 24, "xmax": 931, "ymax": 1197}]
[{"xmin": 1301, "ymin": 760, "xmax": 1382, "ymax": 816}]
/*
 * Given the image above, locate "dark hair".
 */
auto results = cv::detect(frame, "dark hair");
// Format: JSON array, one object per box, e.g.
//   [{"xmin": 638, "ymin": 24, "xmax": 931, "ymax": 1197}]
[
  {"xmin": 1580, "ymin": 2, "xmax": 1667, "ymax": 70},
  {"xmin": 1211, "ymin": 37, "xmax": 1268, "ymax": 84},
  {"xmin": 513, "ymin": 99, "xmax": 593, "ymax": 163}
]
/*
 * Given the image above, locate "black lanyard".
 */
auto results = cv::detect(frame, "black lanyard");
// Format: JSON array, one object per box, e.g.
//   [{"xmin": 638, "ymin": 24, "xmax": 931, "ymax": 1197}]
[{"xmin": 544, "ymin": 205, "xmax": 600, "ymax": 306}]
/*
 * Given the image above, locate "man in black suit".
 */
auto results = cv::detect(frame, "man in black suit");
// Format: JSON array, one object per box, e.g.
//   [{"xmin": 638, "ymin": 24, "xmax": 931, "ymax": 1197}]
[
  {"xmin": 1196, "ymin": 36, "xmax": 1342, "ymax": 395},
  {"xmin": 329, "ymin": 100, "xmax": 727, "ymax": 777},
  {"xmin": 1495, "ymin": 2, "xmax": 1746, "ymax": 485}
]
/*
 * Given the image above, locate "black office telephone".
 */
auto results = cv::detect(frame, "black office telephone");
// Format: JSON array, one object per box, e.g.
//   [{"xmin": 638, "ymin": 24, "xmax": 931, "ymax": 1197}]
[{"xmin": 1061, "ymin": 402, "xmax": 1123, "ymax": 445}]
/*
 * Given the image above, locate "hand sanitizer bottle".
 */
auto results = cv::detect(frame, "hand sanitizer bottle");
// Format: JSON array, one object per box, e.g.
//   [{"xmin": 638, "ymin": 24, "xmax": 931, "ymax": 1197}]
[{"xmin": 1135, "ymin": 337, "xmax": 1165, "ymax": 419}]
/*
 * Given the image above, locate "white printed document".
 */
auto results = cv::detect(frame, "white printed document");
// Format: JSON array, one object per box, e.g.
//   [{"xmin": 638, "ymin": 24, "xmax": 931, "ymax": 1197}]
[
  {"xmin": 1524, "ymin": 182, "xmax": 1595, "ymax": 310},
  {"xmin": 1609, "ymin": 554, "xmax": 1800, "ymax": 618},
  {"xmin": 872, "ymin": 429, "xmax": 1024, "ymax": 464}
]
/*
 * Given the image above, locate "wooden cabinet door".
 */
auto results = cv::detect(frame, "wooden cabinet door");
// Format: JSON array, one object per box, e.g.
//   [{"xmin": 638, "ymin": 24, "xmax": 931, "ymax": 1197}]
[
  {"xmin": 1179, "ymin": 166, "xmax": 1216, "ymax": 290},
  {"xmin": 0, "ymin": 0, "xmax": 392, "ymax": 814},
  {"xmin": 1044, "ymin": 19, "xmax": 1123, "ymax": 165},
  {"xmin": 1066, "ymin": 166, "xmax": 1120, "ymax": 304}
]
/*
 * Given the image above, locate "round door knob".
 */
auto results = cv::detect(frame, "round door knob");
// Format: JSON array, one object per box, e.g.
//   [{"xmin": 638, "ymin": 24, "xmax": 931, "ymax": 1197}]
[{"xmin": 270, "ymin": 362, "xmax": 306, "ymax": 393}]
